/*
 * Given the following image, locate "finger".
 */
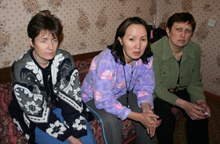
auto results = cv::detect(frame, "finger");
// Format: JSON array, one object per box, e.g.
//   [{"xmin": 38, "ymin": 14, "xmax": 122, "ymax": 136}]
[
  {"xmin": 192, "ymin": 107, "xmax": 207, "ymax": 117},
  {"xmin": 150, "ymin": 129, "xmax": 155, "ymax": 138},
  {"xmin": 151, "ymin": 117, "xmax": 160, "ymax": 125},
  {"xmin": 151, "ymin": 123, "xmax": 157, "ymax": 131},
  {"xmin": 156, "ymin": 119, "xmax": 162, "ymax": 127},
  {"xmin": 148, "ymin": 113, "xmax": 160, "ymax": 118},
  {"xmin": 147, "ymin": 128, "xmax": 150, "ymax": 134}
]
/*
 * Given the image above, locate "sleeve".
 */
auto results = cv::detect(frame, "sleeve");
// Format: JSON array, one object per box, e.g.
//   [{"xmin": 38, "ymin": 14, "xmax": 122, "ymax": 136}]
[
  {"xmin": 152, "ymin": 48, "xmax": 180, "ymax": 105},
  {"xmin": 133, "ymin": 58, "xmax": 155, "ymax": 109},
  {"xmin": 57, "ymin": 67, "xmax": 87, "ymax": 139},
  {"xmin": 84, "ymin": 56, "xmax": 131, "ymax": 121},
  {"xmin": 53, "ymin": 52, "xmax": 87, "ymax": 139},
  {"xmin": 186, "ymin": 45, "xmax": 205, "ymax": 102},
  {"xmin": 8, "ymin": 92, "xmax": 34, "ymax": 143}
]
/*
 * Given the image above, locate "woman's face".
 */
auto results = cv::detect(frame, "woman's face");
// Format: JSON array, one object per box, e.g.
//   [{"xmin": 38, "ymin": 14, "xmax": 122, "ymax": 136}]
[
  {"xmin": 118, "ymin": 24, "xmax": 148, "ymax": 65},
  {"xmin": 166, "ymin": 21, "xmax": 193, "ymax": 50},
  {"xmin": 29, "ymin": 30, "xmax": 58, "ymax": 68}
]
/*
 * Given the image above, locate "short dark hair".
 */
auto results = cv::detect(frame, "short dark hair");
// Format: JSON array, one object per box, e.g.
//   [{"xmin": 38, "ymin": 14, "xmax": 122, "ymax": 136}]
[
  {"xmin": 108, "ymin": 17, "xmax": 153, "ymax": 65},
  {"xmin": 167, "ymin": 12, "xmax": 196, "ymax": 32},
  {"xmin": 27, "ymin": 10, "xmax": 63, "ymax": 43}
]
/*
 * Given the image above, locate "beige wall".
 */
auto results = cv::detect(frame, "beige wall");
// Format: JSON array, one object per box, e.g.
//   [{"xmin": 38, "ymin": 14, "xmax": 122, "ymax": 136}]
[{"xmin": 0, "ymin": 0, "xmax": 220, "ymax": 96}]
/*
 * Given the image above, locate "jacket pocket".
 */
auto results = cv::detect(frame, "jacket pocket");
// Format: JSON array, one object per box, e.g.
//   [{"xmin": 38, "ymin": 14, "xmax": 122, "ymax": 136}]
[{"xmin": 162, "ymin": 65, "xmax": 171, "ymax": 77}]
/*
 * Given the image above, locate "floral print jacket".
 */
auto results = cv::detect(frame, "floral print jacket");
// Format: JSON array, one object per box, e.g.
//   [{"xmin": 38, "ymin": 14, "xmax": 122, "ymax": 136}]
[
  {"xmin": 8, "ymin": 49, "xmax": 87, "ymax": 143},
  {"xmin": 81, "ymin": 49, "xmax": 155, "ymax": 120}
]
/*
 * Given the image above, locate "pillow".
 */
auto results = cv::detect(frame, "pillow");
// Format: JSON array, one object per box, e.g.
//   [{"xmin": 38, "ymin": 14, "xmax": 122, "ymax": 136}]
[{"xmin": 0, "ymin": 83, "xmax": 27, "ymax": 144}]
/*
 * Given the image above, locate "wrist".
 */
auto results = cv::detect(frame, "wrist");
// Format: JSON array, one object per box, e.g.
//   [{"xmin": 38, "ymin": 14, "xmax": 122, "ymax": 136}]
[
  {"xmin": 175, "ymin": 98, "xmax": 188, "ymax": 110},
  {"xmin": 141, "ymin": 102, "xmax": 151, "ymax": 112}
]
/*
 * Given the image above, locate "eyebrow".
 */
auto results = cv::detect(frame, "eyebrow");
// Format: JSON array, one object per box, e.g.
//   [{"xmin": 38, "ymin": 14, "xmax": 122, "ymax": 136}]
[{"xmin": 127, "ymin": 34, "xmax": 147, "ymax": 37}]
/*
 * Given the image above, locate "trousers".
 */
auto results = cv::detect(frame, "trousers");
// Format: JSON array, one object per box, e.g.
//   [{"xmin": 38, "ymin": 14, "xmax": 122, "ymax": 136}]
[
  {"xmin": 154, "ymin": 89, "xmax": 209, "ymax": 144},
  {"xmin": 86, "ymin": 90, "xmax": 154, "ymax": 144}
]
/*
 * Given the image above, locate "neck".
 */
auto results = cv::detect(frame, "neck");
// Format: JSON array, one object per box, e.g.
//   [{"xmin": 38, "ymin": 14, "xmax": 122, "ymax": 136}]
[
  {"xmin": 172, "ymin": 49, "xmax": 183, "ymax": 61},
  {"xmin": 126, "ymin": 60, "xmax": 133, "ymax": 66},
  {"xmin": 169, "ymin": 41, "xmax": 183, "ymax": 61},
  {"xmin": 33, "ymin": 50, "xmax": 49, "ymax": 68}
]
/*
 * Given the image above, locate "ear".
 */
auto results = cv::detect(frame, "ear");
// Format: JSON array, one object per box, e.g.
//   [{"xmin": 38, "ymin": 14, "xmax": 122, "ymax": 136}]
[
  {"xmin": 118, "ymin": 37, "xmax": 123, "ymax": 46},
  {"xmin": 29, "ymin": 38, "xmax": 34, "ymax": 48},
  {"xmin": 166, "ymin": 27, "xmax": 170, "ymax": 37}
]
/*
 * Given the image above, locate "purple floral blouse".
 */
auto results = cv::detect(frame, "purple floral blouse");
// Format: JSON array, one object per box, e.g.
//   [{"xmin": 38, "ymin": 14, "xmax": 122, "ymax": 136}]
[{"xmin": 81, "ymin": 49, "xmax": 155, "ymax": 120}]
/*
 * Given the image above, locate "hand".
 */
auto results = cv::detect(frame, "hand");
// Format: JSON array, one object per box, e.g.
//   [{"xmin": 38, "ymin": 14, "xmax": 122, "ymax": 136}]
[
  {"xmin": 141, "ymin": 109, "xmax": 161, "ymax": 138},
  {"xmin": 146, "ymin": 116, "xmax": 162, "ymax": 138},
  {"xmin": 140, "ymin": 102, "xmax": 161, "ymax": 137},
  {"xmin": 195, "ymin": 99, "xmax": 211, "ymax": 117},
  {"xmin": 67, "ymin": 136, "xmax": 83, "ymax": 144},
  {"xmin": 183, "ymin": 100, "xmax": 208, "ymax": 120}
]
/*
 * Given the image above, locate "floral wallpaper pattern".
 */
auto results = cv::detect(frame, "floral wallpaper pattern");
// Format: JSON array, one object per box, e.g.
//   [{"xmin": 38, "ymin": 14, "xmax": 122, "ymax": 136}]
[
  {"xmin": 182, "ymin": 0, "xmax": 192, "ymax": 12},
  {"xmin": 23, "ymin": 0, "xmax": 41, "ymax": 15},
  {"xmin": 95, "ymin": 7, "xmax": 108, "ymax": 32},
  {"xmin": 0, "ymin": 0, "xmax": 220, "ymax": 97},
  {"xmin": 77, "ymin": 9, "xmax": 90, "ymax": 34},
  {"xmin": 0, "ymin": 20, "xmax": 10, "ymax": 53},
  {"xmin": 195, "ymin": 21, "xmax": 209, "ymax": 43}
]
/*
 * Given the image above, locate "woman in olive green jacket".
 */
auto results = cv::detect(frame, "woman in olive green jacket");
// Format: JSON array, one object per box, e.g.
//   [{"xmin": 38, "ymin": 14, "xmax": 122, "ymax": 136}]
[{"xmin": 151, "ymin": 12, "xmax": 210, "ymax": 144}]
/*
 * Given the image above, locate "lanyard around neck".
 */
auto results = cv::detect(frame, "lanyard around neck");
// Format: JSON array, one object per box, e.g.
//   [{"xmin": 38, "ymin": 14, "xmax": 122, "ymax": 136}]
[{"xmin": 123, "ymin": 65, "xmax": 132, "ymax": 108}]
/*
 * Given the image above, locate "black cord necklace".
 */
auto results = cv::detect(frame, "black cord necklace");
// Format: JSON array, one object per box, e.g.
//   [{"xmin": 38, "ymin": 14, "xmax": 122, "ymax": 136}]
[{"xmin": 123, "ymin": 65, "xmax": 132, "ymax": 108}]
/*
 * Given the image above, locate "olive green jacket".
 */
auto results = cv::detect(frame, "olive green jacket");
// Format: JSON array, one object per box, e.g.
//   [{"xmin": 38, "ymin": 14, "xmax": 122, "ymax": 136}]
[{"xmin": 151, "ymin": 36, "xmax": 205, "ymax": 105}]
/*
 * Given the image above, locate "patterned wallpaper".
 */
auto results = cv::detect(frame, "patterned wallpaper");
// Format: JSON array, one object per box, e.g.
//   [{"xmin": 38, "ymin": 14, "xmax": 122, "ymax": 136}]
[
  {"xmin": 0, "ymin": 0, "xmax": 154, "ymax": 67},
  {"xmin": 0, "ymin": 0, "xmax": 220, "ymax": 96}
]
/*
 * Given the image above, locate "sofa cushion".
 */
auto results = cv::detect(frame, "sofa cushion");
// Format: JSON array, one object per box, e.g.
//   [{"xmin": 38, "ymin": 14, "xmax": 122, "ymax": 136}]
[
  {"xmin": 0, "ymin": 82, "xmax": 27, "ymax": 144},
  {"xmin": 75, "ymin": 59, "xmax": 93, "ymax": 84}
]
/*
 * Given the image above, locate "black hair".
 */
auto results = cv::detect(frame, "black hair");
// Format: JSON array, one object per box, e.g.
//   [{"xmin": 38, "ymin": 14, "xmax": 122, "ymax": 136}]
[
  {"xmin": 167, "ymin": 12, "xmax": 196, "ymax": 32},
  {"xmin": 107, "ymin": 17, "xmax": 153, "ymax": 65},
  {"xmin": 27, "ymin": 10, "xmax": 63, "ymax": 43}
]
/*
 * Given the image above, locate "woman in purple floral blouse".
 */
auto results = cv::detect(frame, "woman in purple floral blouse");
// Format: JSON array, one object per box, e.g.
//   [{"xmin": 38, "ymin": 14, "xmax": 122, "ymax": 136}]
[{"xmin": 81, "ymin": 17, "xmax": 161, "ymax": 144}]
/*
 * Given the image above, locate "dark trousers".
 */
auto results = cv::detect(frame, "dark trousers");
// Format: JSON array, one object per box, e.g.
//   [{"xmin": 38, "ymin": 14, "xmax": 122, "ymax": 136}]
[
  {"xmin": 154, "ymin": 89, "xmax": 209, "ymax": 144},
  {"xmin": 86, "ymin": 91, "xmax": 154, "ymax": 144}
]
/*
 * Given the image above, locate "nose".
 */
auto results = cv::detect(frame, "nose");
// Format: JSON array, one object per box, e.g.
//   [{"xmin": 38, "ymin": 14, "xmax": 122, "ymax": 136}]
[
  {"xmin": 47, "ymin": 41, "xmax": 54, "ymax": 50},
  {"xmin": 180, "ymin": 31, "xmax": 186, "ymax": 38},
  {"xmin": 135, "ymin": 40, "xmax": 141, "ymax": 49}
]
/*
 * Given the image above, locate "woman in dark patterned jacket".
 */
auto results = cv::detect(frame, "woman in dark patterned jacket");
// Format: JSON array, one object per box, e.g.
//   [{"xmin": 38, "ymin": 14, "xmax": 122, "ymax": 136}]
[{"xmin": 8, "ymin": 10, "xmax": 95, "ymax": 144}]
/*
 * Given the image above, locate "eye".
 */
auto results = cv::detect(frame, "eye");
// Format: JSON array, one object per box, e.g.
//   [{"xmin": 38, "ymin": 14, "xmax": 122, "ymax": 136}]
[
  {"xmin": 141, "ymin": 38, "xmax": 147, "ymax": 41},
  {"xmin": 53, "ymin": 39, "xmax": 58, "ymax": 42},
  {"xmin": 186, "ymin": 29, "xmax": 192, "ymax": 33},
  {"xmin": 176, "ymin": 28, "xmax": 181, "ymax": 31},
  {"xmin": 129, "ymin": 38, "xmax": 134, "ymax": 41}
]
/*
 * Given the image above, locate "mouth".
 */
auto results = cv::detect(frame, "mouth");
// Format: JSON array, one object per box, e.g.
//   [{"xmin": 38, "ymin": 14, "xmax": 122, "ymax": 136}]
[
  {"xmin": 178, "ymin": 40, "xmax": 185, "ymax": 43},
  {"xmin": 133, "ymin": 52, "xmax": 141, "ymax": 55},
  {"xmin": 45, "ymin": 52, "xmax": 54, "ymax": 55}
]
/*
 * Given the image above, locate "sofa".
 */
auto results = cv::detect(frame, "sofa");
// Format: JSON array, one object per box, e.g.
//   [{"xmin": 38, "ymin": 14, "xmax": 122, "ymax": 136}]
[
  {"xmin": 0, "ymin": 50, "xmax": 184, "ymax": 144},
  {"xmin": 0, "ymin": 51, "xmax": 137, "ymax": 144}
]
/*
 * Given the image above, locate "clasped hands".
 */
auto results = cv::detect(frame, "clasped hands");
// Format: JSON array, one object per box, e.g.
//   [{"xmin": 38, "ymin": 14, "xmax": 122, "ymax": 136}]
[
  {"xmin": 184, "ymin": 99, "xmax": 211, "ymax": 120},
  {"xmin": 140, "ymin": 110, "xmax": 162, "ymax": 138}
]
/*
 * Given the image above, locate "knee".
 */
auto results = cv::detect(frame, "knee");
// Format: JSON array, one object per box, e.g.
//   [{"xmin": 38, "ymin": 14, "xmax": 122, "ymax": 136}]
[{"xmin": 101, "ymin": 114, "xmax": 122, "ymax": 128}]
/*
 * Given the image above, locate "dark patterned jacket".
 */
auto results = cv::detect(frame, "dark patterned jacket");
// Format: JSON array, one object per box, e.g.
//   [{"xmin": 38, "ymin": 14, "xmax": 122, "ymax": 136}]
[{"xmin": 8, "ymin": 49, "xmax": 87, "ymax": 143}]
